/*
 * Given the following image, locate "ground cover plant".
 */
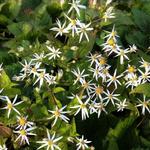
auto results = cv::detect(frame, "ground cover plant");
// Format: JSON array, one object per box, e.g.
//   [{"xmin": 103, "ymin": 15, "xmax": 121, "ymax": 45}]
[{"xmin": 0, "ymin": 0, "xmax": 150, "ymax": 149}]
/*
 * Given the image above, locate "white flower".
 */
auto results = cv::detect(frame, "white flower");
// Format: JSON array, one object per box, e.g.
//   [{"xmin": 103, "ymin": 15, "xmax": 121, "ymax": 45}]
[
  {"xmin": 50, "ymin": 19, "xmax": 69, "ymax": 37},
  {"xmin": 116, "ymin": 99, "xmax": 128, "ymax": 112},
  {"xmin": 68, "ymin": 0, "xmax": 86, "ymax": 16},
  {"xmin": 32, "ymin": 53, "xmax": 45, "ymax": 62},
  {"xmin": 95, "ymin": 101, "xmax": 107, "ymax": 118},
  {"xmin": 19, "ymin": 60, "xmax": 32, "ymax": 74},
  {"xmin": 138, "ymin": 69, "xmax": 150, "ymax": 83},
  {"xmin": 136, "ymin": 95, "xmax": 150, "ymax": 115},
  {"xmin": 14, "ymin": 127, "xmax": 36, "ymax": 145},
  {"xmin": 16, "ymin": 115, "xmax": 34, "ymax": 130},
  {"xmin": 107, "ymin": 69, "xmax": 123, "ymax": 89},
  {"xmin": 33, "ymin": 69, "xmax": 50, "ymax": 88},
  {"xmin": 87, "ymin": 53, "xmax": 101, "ymax": 66},
  {"xmin": 89, "ymin": 100, "xmax": 97, "ymax": 114},
  {"xmin": 0, "ymin": 63, "xmax": 3, "ymax": 75},
  {"xmin": 1, "ymin": 95, "xmax": 23, "ymax": 118},
  {"xmin": 77, "ymin": 22, "xmax": 93, "ymax": 43},
  {"xmin": 139, "ymin": 58, "xmax": 150, "ymax": 70},
  {"xmin": 29, "ymin": 62, "xmax": 41, "ymax": 78},
  {"xmin": 99, "ymin": 66, "xmax": 111, "ymax": 82},
  {"xmin": 129, "ymin": 44, "xmax": 137, "ymax": 53},
  {"xmin": 64, "ymin": 14, "xmax": 80, "ymax": 37},
  {"xmin": 115, "ymin": 48, "xmax": 130, "ymax": 65},
  {"xmin": 48, "ymin": 105, "xmax": 70, "ymax": 127},
  {"xmin": 0, "ymin": 144, "xmax": 7, "ymax": 150},
  {"xmin": 104, "ymin": 25, "xmax": 119, "ymax": 41},
  {"xmin": 103, "ymin": 7, "xmax": 115, "ymax": 22},
  {"xmin": 76, "ymin": 135, "xmax": 91, "ymax": 150},
  {"xmin": 37, "ymin": 129, "xmax": 63, "ymax": 150},
  {"xmin": 71, "ymin": 95, "xmax": 90, "ymax": 120},
  {"xmin": 103, "ymin": 89, "xmax": 120, "ymax": 106},
  {"xmin": 106, "ymin": 0, "xmax": 112, "ymax": 6},
  {"xmin": 71, "ymin": 67, "xmax": 89, "ymax": 84},
  {"xmin": 124, "ymin": 64, "xmax": 136, "ymax": 79},
  {"xmin": 46, "ymin": 46, "xmax": 61, "ymax": 60}
]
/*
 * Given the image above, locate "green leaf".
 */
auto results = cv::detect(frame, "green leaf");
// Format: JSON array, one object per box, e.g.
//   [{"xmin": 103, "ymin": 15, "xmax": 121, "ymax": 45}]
[
  {"xmin": 130, "ymin": 83, "xmax": 150, "ymax": 97},
  {"xmin": 53, "ymin": 87, "xmax": 65, "ymax": 93}
]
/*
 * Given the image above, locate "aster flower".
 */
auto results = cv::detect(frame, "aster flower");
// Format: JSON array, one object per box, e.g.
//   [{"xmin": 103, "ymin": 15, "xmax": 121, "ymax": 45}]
[
  {"xmin": 37, "ymin": 129, "xmax": 63, "ymax": 150},
  {"xmin": 136, "ymin": 95, "xmax": 150, "ymax": 115},
  {"xmin": 103, "ymin": 89, "xmax": 120, "ymax": 106},
  {"xmin": 72, "ymin": 67, "xmax": 89, "ymax": 84},
  {"xmin": 50, "ymin": 19, "xmax": 69, "ymax": 37},
  {"xmin": 95, "ymin": 101, "xmax": 108, "ymax": 118},
  {"xmin": 103, "ymin": 7, "xmax": 115, "ymax": 22},
  {"xmin": 116, "ymin": 99, "xmax": 128, "ymax": 112},
  {"xmin": 107, "ymin": 69, "xmax": 123, "ymax": 89},
  {"xmin": 14, "ymin": 127, "xmax": 36, "ymax": 145},
  {"xmin": 129, "ymin": 44, "xmax": 137, "ymax": 53},
  {"xmin": 32, "ymin": 53, "xmax": 45, "ymax": 62},
  {"xmin": 115, "ymin": 48, "xmax": 130, "ymax": 65},
  {"xmin": 68, "ymin": 0, "xmax": 86, "ymax": 16},
  {"xmin": 46, "ymin": 46, "xmax": 62, "ymax": 60},
  {"xmin": 70, "ymin": 95, "xmax": 90, "ymax": 120},
  {"xmin": 77, "ymin": 22, "xmax": 93, "ymax": 43},
  {"xmin": 48, "ymin": 105, "xmax": 70, "ymax": 127},
  {"xmin": 139, "ymin": 58, "xmax": 150, "ymax": 70},
  {"xmin": 1, "ymin": 95, "xmax": 23, "ymax": 118},
  {"xmin": 138, "ymin": 69, "xmax": 150, "ymax": 83},
  {"xmin": 20, "ymin": 60, "xmax": 32, "ymax": 74},
  {"xmin": 87, "ymin": 53, "xmax": 101, "ymax": 66},
  {"xmin": 16, "ymin": 115, "xmax": 34, "ymax": 130},
  {"xmin": 29, "ymin": 62, "xmax": 41, "ymax": 78},
  {"xmin": 76, "ymin": 135, "xmax": 91, "ymax": 150}
]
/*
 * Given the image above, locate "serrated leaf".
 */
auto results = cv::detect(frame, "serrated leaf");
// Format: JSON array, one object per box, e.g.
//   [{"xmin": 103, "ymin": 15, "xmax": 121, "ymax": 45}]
[{"xmin": 130, "ymin": 83, "xmax": 150, "ymax": 97}]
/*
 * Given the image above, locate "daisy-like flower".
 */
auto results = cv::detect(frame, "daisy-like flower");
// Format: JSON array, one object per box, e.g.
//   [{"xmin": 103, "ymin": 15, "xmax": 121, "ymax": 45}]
[
  {"xmin": 32, "ymin": 53, "xmax": 45, "ymax": 62},
  {"xmin": 46, "ymin": 46, "xmax": 61, "ymax": 60},
  {"xmin": 136, "ymin": 95, "xmax": 150, "ymax": 115},
  {"xmin": 129, "ymin": 44, "xmax": 137, "ymax": 53},
  {"xmin": 138, "ymin": 69, "xmax": 150, "ymax": 83},
  {"xmin": 14, "ymin": 127, "xmax": 36, "ymax": 145},
  {"xmin": 50, "ymin": 19, "xmax": 69, "ymax": 37},
  {"xmin": 70, "ymin": 95, "xmax": 90, "ymax": 120},
  {"xmin": 68, "ymin": 0, "xmax": 86, "ymax": 16},
  {"xmin": 72, "ymin": 67, "xmax": 89, "ymax": 84},
  {"xmin": 89, "ymin": 63, "xmax": 101, "ymax": 81},
  {"xmin": 33, "ymin": 69, "xmax": 49, "ymax": 88},
  {"xmin": 81, "ymin": 79, "xmax": 95, "ymax": 96},
  {"xmin": 124, "ymin": 64, "xmax": 136, "ymax": 79},
  {"xmin": 139, "ymin": 58, "xmax": 150, "ymax": 70},
  {"xmin": 12, "ymin": 73, "xmax": 26, "ymax": 81},
  {"xmin": 115, "ymin": 48, "xmax": 130, "ymax": 65},
  {"xmin": 20, "ymin": 60, "xmax": 32, "ymax": 74},
  {"xmin": 0, "ymin": 63, "xmax": 3, "ymax": 75},
  {"xmin": 89, "ymin": 85, "xmax": 104, "ymax": 100},
  {"xmin": 89, "ymin": 100, "xmax": 97, "ymax": 114},
  {"xmin": 46, "ymin": 75, "xmax": 57, "ymax": 86},
  {"xmin": 103, "ymin": 89, "xmax": 120, "ymax": 106},
  {"xmin": 125, "ymin": 74, "xmax": 140, "ymax": 89},
  {"xmin": 87, "ymin": 52, "xmax": 101, "ymax": 66},
  {"xmin": 95, "ymin": 101, "xmax": 107, "ymax": 118},
  {"xmin": 77, "ymin": 22, "xmax": 93, "ymax": 43},
  {"xmin": 37, "ymin": 129, "xmax": 63, "ymax": 150},
  {"xmin": 107, "ymin": 69, "xmax": 123, "ymax": 89},
  {"xmin": 0, "ymin": 144, "xmax": 7, "ymax": 150},
  {"xmin": 64, "ymin": 14, "xmax": 80, "ymax": 37},
  {"xmin": 103, "ymin": 7, "xmax": 115, "ymax": 22},
  {"xmin": 16, "ymin": 115, "xmax": 34, "ymax": 129},
  {"xmin": 29, "ymin": 62, "xmax": 41, "ymax": 78},
  {"xmin": 48, "ymin": 105, "xmax": 70, "ymax": 127},
  {"xmin": 76, "ymin": 135, "xmax": 91, "ymax": 150},
  {"xmin": 116, "ymin": 99, "xmax": 128, "ymax": 112},
  {"xmin": 99, "ymin": 65, "xmax": 111, "ymax": 82},
  {"xmin": 1, "ymin": 95, "xmax": 23, "ymax": 118}
]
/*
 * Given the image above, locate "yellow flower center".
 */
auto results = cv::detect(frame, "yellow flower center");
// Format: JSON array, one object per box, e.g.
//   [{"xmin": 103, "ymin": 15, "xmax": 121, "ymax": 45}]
[
  {"xmin": 40, "ymin": 72, "xmax": 44, "ymax": 78},
  {"xmin": 54, "ymin": 110, "xmax": 60, "ymax": 117},
  {"xmin": 128, "ymin": 66, "xmax": 136, "ymax": 73},
  {"xmin": 99, "ymin": 57, "xmax": 107, "ymax": 65},
  {"xmin": 81, "ymin": 104, "xmax": 86, "ymax": 108},
  {"xmin": 20, "ymin": 129, "xmax": 27, "ymax": 136},
  {"xmin": 32, "ymin": 67, "xmax": 37, "ymax": 72},
  {"xmin": 7, "ymin": 103, "xmax": 13, "ymax": 109},
  {"xmin": 71, "ymin": 19, "xmax": 76, "ymax": 26},
  {"xmin": 48, "ymin": 140, "xmax": 54, "ymax": 146},
  {"xmin": 107, "ymin": 38, "xmax": 115, "ymax": 46},
  {"xmin": 19, "ymin": 117, "xmax": 27, "ymax": 126},
  {"xmin": 95, "ymin": 87, "xmax": 103, "ymax": 95}
]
